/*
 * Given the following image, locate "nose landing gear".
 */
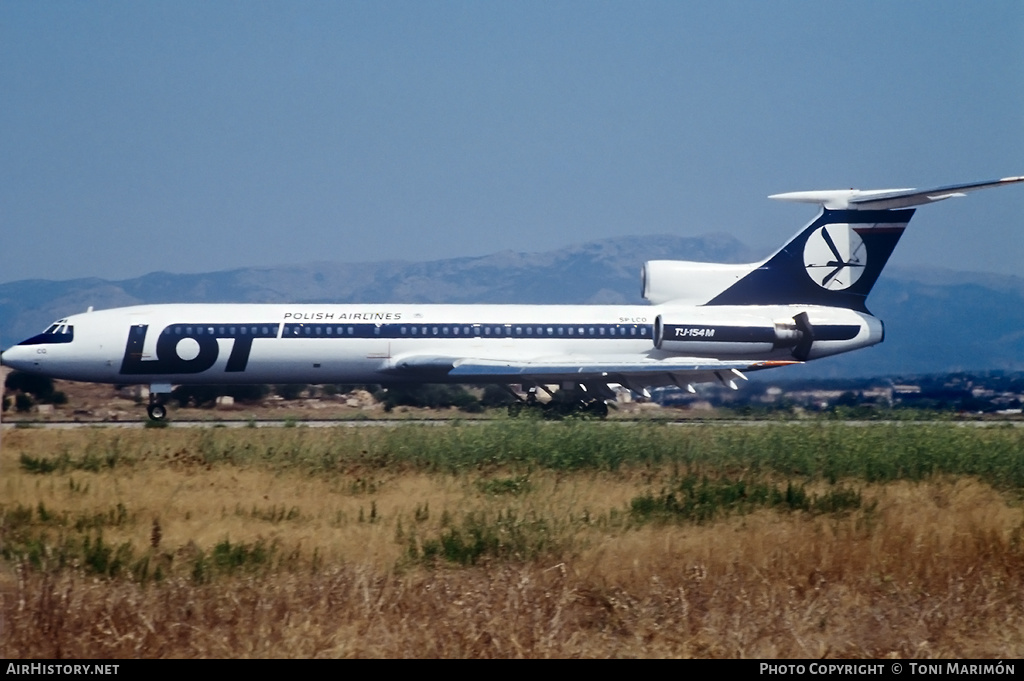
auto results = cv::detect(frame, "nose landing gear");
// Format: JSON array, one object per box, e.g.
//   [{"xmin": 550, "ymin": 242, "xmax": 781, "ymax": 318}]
[
  {"xmin": 146, "ymin": 401, "xmax": 167, "ymax": 421},
  {"xmin": 146, "ymin": 383, "xmax": 172, "ymax": 421}
]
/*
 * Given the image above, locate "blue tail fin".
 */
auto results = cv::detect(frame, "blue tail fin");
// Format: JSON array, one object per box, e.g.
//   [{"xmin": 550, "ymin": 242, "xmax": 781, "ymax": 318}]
[
  {"xmin": 707, "ymin": 208, "xmax": 914, "ymax": 312},
  {"xmin": 708, "ymin": 176, "xmax": 1024, "ymax": 312}
]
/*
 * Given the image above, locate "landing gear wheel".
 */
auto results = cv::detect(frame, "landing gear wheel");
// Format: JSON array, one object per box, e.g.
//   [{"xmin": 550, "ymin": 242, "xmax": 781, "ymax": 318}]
[{"xmin": 147, "ymin": 403, "xmax": 167, "ymax": 421}]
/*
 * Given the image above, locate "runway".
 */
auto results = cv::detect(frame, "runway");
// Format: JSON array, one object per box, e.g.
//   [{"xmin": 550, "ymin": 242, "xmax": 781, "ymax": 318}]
[{"xmin": 4, "ymin": 417, "xmax": 1024, "ymax": 430}]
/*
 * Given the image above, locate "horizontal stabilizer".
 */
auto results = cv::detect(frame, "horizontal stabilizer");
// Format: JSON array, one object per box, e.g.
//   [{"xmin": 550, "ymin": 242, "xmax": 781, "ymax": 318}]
[{"xmin": 769, "ymin": 176, "xmax": 1024, "ymax": 210}]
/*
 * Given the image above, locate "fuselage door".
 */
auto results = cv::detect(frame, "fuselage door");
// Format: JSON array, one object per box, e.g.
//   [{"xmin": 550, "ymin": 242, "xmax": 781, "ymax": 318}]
[{"xmin": 126, "ymin": 313, "xmax": 156, "ymax": 361}]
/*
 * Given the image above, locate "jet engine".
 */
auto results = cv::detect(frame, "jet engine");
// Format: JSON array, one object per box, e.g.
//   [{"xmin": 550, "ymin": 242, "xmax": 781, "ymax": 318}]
[
  {"xmin": 653, "ymin": 307, "xmax": 883, "ymax": 360},
  {"xmin": 642, "ymin": 260, "xmax": 756, "ymax": 305}
]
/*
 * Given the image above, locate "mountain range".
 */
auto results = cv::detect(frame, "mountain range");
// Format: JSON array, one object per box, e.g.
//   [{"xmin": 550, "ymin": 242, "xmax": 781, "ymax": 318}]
[{"xmin": 2, "ymin": 234, "xmax": 1023, "ymax": 379}]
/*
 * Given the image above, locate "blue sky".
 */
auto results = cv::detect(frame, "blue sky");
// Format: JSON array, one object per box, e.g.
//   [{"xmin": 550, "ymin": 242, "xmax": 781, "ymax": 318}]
[{"xmin": 2, "ymin": 1, "xmax": 1021, "ymax": 283}]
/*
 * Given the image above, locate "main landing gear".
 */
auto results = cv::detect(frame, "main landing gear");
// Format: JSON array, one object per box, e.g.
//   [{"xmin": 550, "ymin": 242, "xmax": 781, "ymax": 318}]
[{"xmin": 506, "ymin": 385, "xmax": 611, "ymax": 419}]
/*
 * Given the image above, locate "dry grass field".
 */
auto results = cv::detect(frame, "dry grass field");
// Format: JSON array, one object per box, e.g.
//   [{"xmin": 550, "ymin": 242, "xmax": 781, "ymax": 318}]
[{"xmin": 2, "ymin": 422, "xmax": 1023, "ymax": 658}]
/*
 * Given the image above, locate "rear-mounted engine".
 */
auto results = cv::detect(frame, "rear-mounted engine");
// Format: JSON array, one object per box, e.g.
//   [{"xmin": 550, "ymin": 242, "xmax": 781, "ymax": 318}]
[{"xmin": 653, "ymin": 308, "xmax": 882, "ymax": 360}]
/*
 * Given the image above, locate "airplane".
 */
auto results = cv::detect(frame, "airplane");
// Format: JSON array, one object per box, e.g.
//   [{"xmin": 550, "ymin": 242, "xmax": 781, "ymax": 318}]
[{"xmin": 3, "ymin": 176, "xmax": 1022, "ymax": 421}]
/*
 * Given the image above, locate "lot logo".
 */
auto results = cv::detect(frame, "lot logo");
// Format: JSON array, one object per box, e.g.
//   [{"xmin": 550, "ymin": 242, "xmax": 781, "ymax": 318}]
[
  {"xmin": 803, "ymin": 224, "xmax": 866, "ymax": 291},
  {"xmin": 120, "ymin": 324, "xmax": 256, "ymax": 375}
]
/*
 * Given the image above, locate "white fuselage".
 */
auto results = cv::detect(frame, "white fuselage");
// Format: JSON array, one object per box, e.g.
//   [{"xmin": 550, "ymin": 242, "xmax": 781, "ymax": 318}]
[{"xmin": 0, "ymin": 302, "xmax": 882, "ymax": 388}]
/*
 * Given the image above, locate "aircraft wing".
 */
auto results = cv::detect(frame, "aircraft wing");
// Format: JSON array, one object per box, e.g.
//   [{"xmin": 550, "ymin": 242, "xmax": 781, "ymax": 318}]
[{"xmin": 388, "ymin": 355, "xmax": 799, "ymax": 391}]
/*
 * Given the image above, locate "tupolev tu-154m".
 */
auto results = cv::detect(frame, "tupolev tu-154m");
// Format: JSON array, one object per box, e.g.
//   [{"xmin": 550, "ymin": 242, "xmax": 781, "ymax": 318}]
[{"xmin": 3, "ymin": 176, "xmax": 1022, "ymax": 420}]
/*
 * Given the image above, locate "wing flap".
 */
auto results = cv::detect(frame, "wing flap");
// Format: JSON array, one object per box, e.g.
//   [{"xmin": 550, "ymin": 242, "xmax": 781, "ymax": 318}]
[
  {"xmin": 391, "ymin": 356, "xmax": 458, "ymax": 373},
  {"xmin": 447, "ymin": 359, "xmax": 793, "ymax": 377},
  {"xmin": 387, "ymin": 354, "xmax": 798, "ymax": 386}
]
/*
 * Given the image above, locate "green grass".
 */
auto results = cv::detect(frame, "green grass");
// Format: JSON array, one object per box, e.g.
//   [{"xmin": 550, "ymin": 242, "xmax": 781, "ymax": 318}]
[
  {"xmin": 629, "ymin": 475, "xmax": 866, "ymax": 525},
  {"xmin": 191, "ymin": 539, "xmax": 282, "ymax": 584},
  {"xmin": 406, "ymin": 508, "xmax": 556, "ymax": 567},
  {"xmin": 15, "ymin": 422, "xmax": 1024, "ymax": 490},
  {"xmin": 0, "ymin": 499, "xmax": 292, "ymax": 584},
  {"xmin": 477, "ymin": 474, "xmax": 532, "ymax": 496},
  {"xmin": 6, "ymin": 421, "xmax": 1024, "ymax": 582}
]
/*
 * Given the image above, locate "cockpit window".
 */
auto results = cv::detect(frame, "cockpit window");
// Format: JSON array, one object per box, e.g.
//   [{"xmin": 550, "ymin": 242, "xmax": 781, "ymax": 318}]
[{"xmin": 18, "ymin": 321, "xmax": 75, "ymax": 346}]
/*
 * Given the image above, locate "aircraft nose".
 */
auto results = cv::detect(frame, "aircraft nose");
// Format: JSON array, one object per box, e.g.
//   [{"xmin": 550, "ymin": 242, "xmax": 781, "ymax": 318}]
[{"xmin": 0, "ymin": 345, "xmax": 38, "ymax": 372}]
